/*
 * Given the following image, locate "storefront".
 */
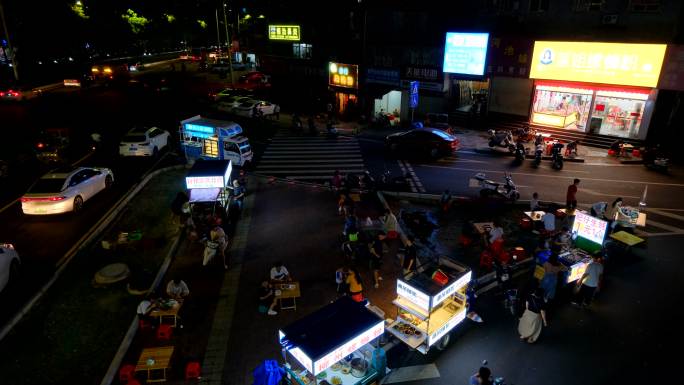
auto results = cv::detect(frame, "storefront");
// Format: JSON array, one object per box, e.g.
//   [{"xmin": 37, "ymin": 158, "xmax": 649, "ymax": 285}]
[
  {"xmin": 328, "ymin": 62, "xmax": 359, "ymax": 118},
  {"xmin": 442, "ymin": 32, "xmax": 491, "ymax": 114},
  {"xmin": 279, "ymin": 296, "xmax": 385, "ymax": 385},
  {"xmin": 385, "ymin": 257, "xmax": 471, "ymax": 354},
  {"xmin": 486, "ymin": 37, "xmax": 535, "ymax": 117},
  {"xmin": 529, "ymin": 41, "xmax": 667, "ymax": 139}
]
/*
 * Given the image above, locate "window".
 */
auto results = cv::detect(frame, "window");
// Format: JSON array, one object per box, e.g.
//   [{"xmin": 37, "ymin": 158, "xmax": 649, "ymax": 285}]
[
  {"xmin": 574, "ymin": 0, "xmax": 604, "ymax": 11},
  {"xmin": 488, "ymin": 0, "xmax": 520, "ymax": 12},
  {"xmin": 293, "ymin": 43, "xmax": 313, "ymax": 59},
  {"xmin": 529, "ymin": 0, "xmax": 550, "ymax": 12},
  {"xmin": 203, "ymin": 138, "xmax": 219, "ymax": 157},
  {"xmin": 630, "ymin": 0, "xmax": 661, "ymax": 12},
  {"xmin": 149, "ymin": 129, "xmax": 161, "ymax": 137},
  {"xmin": 69, "ymin": 171, "xmax": 89, "ymax": 187},
  {"xmin": 224, "ymin": 142, "xmax": 240, "ymax": 154}
]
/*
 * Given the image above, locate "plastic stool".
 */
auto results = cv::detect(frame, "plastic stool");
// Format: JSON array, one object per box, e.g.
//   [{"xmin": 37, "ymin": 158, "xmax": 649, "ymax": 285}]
[
  {"xmin": 126, "ymin": 380, "xmax": 141, "ymax": 385},
  {"xmin": 156, "ymin": 324, "xmax": 173, "ymax": 341},
  {"xmin": 632, "ymin": 149, "xmax": 641, "ymax": 158},
  {"xmin": 512, "ymin": 247, "xmax": 526, "ymax": 261},
  {"xmin": 138, "ymin": 319, "xmax": 153, "ymax": 331},
  {"xmin": 119, "ymin": 364, "xmax": 136, "ymax": 383},
  {"xmin": 608, "ymin": 149, "xmax": 616, "ymax": 156},
  {"xmin": 520, "ymin": 218, "xmax": 532, "ymax": 230},
  {"xmin": 185, "ymin": 361, "xmax": 201, "ymax": 380}
]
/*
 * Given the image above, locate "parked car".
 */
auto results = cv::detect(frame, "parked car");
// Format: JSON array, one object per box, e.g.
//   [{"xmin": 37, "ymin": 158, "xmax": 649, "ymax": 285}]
[
  {"xmin": 209, "ymin": 87, "xmax": 253, "ymax": 101},
  {"xmin": 0, "ymin": 243, "xmax": 20, "ymax": 294},
  {"xmin": 385, "ymin": 127, "xmax": 460, "ymax": 159},
  {"xmin": 0, "ymin": 86, "xmax": 40, "ymax": 101},
  {"xmin": 119, "ymin": 127, "xmax": 170, "ymax": 157},
  {"xmin": 215, "ymin": 96, "xmax": 254, "ymax": 113},
  {"xmin": 425, "ymin": 112, "xmax": 453, "ymax": 134},
  {"xmin": 232, "ymin": 71, "xmax": 271, "ymax": 91},
  {"xmin": 232, "ymin": 100, "xmax": 280, "ymax": 118},
  {"xmin": 21, "ymin": 166, "xmax": 114, "ymax": 215}
]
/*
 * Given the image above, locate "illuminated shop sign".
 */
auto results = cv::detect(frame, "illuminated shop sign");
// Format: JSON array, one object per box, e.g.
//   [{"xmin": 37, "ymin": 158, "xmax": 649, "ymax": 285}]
[
  {"xmin": 268, "ymin": 25, "xmax": 301, "ymax": 41},
  {"xmin": 443, "ymin": 32, "xmax": 490, "ymax": 75},
  {"xmin": 428, "ymin": 308, "xmax": 466, "ymax": 346},
  {"xmin": 312, "ymin": 321, "xmax": 384, "ymax": 374},
  {"xmin": 329, "ymin": 62, "xmax": 358, "ymax": 89},
  {"xmin": 186, "ymin": 176, "xmax": 224, "ymax": 189},
  {"xmin": 529, "ymin": 41, "xmax": 666, "ymax": 87},
  {"xmin": 572, "ymin": 212, "xmax": 608, "ymax": 245},
  {"xmin": 432, "ymin": 271, "xmax": 472, "ymax": 309},
  {"xmin": 396, "ymin": 280, "xmax": 430, "ymax": 312}
]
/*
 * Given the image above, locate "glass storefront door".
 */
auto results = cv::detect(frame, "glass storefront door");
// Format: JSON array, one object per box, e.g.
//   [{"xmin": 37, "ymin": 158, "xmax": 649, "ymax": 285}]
[
  {"xmin": 531, "ymin": 85, "xmax": 593, "ymax": 130},
  {"xmin": 589, "ymin": 91, "xmax": 648, "ymax": 139}
]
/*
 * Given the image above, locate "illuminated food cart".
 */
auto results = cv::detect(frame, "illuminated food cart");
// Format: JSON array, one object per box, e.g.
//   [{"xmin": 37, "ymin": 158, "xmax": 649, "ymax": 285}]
[
  {"xmin": 185, "ymin": 159, "xmax": 233, "ymax": 217},
  {"xmin": 279, "ymin": 296, "xmax": 385, "ymax": 385},
  {"xmin": 386, "ymin": 257, "xmax": 471, "ymax": 353}
]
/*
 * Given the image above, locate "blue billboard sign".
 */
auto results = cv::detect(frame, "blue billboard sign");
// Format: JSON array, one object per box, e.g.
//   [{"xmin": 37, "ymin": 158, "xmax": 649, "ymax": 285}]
[
  {"xmin": 409, "ymin": 81, "xmax": 419, "ymax": 108},
  {"xmin": 443, "ymin": 32, "xmax": 490, "ymax": 76}
]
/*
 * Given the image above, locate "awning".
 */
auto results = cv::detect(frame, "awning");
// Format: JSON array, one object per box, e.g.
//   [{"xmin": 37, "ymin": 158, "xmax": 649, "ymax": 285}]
[
  {"xmin": 189, "ymin": 188, "xmax": 221, "ymax": 203},
  {"xmin": 278, "ymin": 296, "xmax": 384, "ymax": 375}
]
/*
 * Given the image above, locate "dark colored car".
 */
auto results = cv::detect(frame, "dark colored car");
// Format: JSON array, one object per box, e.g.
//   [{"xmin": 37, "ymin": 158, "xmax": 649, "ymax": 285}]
[{"xmin": 385, "ymin": 128, "xmax": 460, "ymax": 159}]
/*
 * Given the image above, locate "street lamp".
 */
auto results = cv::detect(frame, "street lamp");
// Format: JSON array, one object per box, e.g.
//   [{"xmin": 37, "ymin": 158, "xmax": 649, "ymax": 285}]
[{"xmin": 222, "ymin": 2, "xmax": 235, "ymax": 84}]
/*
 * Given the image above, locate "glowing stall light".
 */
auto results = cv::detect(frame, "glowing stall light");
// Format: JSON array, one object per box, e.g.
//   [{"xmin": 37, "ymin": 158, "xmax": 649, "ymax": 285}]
[
  {"xmin": 396, "ymin": 280, "xmax": 430, "ymax": 312},
  {"xmin": 184, "ymin": 123, "xmax": 216, "ymax": 139},
  {"xmin": 432, "ymin": 271, "xmax": 472, "ymax": 309},
  {"xmin": 312, "ymin": 321, "xmax": 384, "ymax": 374},
  {"xmin": 572, "ymin": 211, "xmax": 608, "ymax": 245},
  {"xmin": 531, "ymin": 112, "xmax": 568, "ymax": 127},
  {"xmin": 535, "ymin": 85, "xmax": 594, "ymax": 95},
  {"xmin": 427, "ymin": 307, "xmax": 466, "ymax": 346}
]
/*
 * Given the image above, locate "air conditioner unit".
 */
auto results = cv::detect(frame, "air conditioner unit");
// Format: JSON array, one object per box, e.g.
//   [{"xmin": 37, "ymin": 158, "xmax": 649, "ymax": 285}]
[{"xmin": 602, "ymin": 14, "xmax": 618, "ymax": 25}]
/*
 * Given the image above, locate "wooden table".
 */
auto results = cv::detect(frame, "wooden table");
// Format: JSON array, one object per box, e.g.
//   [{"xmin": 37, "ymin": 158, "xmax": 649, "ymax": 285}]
[
  {"xmin": 620, "ymin": 143, "xmax": 634, "ymax": 157},
  {"xmin": 135, "ymin": 346, "xmax": 174, "ymax": 382},
  {"xmin": 149, "ymin": 301, "xmax": 183, "ymax": 327},
  {"xmin": 275, "ymin": 281, "xmax": 301, "ymax": 311},
  {"xmin": 524, "ymin": 211, "xmax": 546, "ymax": 221}
]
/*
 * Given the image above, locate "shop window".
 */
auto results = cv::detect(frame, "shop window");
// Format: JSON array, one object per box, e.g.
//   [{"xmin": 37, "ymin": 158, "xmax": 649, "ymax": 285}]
[
  {"xmin": 529, "ymin": 0, "xmax": 549, "ymax": 12},
  {"xmin": 573, "ymin": 0, "xmax": 604, "ymax": 11},
  {"xmin": 589, "ymin": 91, "xmax": 648, "ymax": 138},
  {"xmin": 531, "ymin": 85, "xmax": 593, "ymax": 129},
  {"xmin": 293, "ymin": 43, "xmax": 312, "ymax": 59},
  {"xmin": 203, "ymin": 138, "xmax": 219, "ymax": 157},
  {"xmin": 630, "ymin": 0, "xmax": 661, "ymax": 12}
]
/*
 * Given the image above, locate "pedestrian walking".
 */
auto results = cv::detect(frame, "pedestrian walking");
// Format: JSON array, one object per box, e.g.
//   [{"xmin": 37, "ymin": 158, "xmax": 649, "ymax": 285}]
[
  {"xmin": 210, "ymin": 222, "xmax": 229, "ymax": 269},
  {"xmin": 539, "ymin": 253, "xmax": 568, "ymax": 302},
  {"xmin": 401, "ymin": 236, "xmax": 417, "ymax": 274},
  {"xmin": 369, "ymin": 233, "xmax": 385, "ymax": 288},
  {"xmin": 345, "ymin": 267, "xmax": 364, "ymax": 302},
  {"xmin": 469, "ymin": 366, "xmax": 493, "ymax": 385},
  {"xmin": 440, "ymin": 189, "xmax": 452, "ymax": 214},
  {"xmin": 381, "ymin": 209, "xmax": 399, "ymax": 239},
  {"xmin": 566, "ymin": 178, "xmax": 580, "ymax": 209},
  {"xmin": 518, "ymin": 288, "xmax": 548, "ymax": 343},
  {"xmin": 530, "ymin": 192, "xmax": 543, "ymax": 211},
  {"xmin": 232, "ymin": 179, "xmax": 245, "ymax": 210},
  {"xmin": 572, "ymin": 255, "xmax": 604, "ymax": 308},
  {"xmin": 335, "ymin": 267, "xmax": 348, "ymax": 297}
]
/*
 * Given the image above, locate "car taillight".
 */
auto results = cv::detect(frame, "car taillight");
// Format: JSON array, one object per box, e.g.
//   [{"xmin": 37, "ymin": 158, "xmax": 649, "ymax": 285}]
[
  {"xmin": 21, "ymin": 196, "xmax": 66, "ymax": 202},
  {"xmin": 0, "ymin": 92, "xmax": 5, "ymax": 96},
  {"xmin": 37, "ymin": 142, "xmax": 45, "ymax": 148}
]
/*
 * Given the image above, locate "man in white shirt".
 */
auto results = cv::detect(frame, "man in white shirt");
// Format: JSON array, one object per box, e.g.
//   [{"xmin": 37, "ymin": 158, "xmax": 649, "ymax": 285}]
[
  {"xmin": 530, "ymin": 192, "xmax": 541, "ymax": 211},
  {"xmin": 488, "ymin": 222, "xmax": 504, "ymax": 244},
  {"xmin": 166, "ymin": 277, "xmax": 190, "ymax": 300},
  {"xmin": 270, "ymin": 262, "xmax": 290, "ymax": 282},
  {"xmin": 573, "ymin": 256, "xmax": 604, "ymax": 307},
  {"xmin": 137, "ymin": 297, "xmax": 158, "ymax": 322},
  {"xmin": 542, "ymin": 211, "xmax": 556, "ymax": 232}
]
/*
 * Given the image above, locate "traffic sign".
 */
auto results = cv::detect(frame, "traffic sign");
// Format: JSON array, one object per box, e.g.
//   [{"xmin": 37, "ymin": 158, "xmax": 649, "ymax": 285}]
[{"xmin": 409, "ymin": 81, "xmax": 419, "ymax": 108}]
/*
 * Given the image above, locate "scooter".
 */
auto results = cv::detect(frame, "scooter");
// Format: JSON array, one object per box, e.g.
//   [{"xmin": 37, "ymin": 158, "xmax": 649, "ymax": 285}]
[
  {"xmin": 379, "ymin": 170, "xmax": 410, "ymax": 191},
  {"xmin": 488, "ymin": 129, "xmax": 516, "ymax": 153},
  {"xmin": 474, "ymin": 172, "xmax": 520, "ymax": 201},
  {"xmin": 551, "ymin": 142, "xmax": 564, "ymax": 170},
  {"xmin": 513, "ymin": 123, "xmax": 536, "ymax": 143},
  {"xmin": 326, "ymin": 121, "xmax": 339, "ymax": 138},
  {"xmin": 532, "ymin": 143, "xmax": 543, "ymax": 168},
  {"xmin": 642, "ymin": 146, "xmax": 669, "ymax": 173}
]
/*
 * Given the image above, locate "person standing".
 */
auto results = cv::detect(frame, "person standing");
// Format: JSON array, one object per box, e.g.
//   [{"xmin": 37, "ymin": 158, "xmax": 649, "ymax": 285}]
[
  {"xmin": 232, "ymin": 179, "xmax": 245, "ymax": 210},
  {"xmin": 369, "ymin": 233, "xmax": 385, "ymax": 288},
  {"xmin": 402, "ymin": 236, "xmax": 417, "ymax": 274},
  {"xmin": 440, "ymin": 189, "xmax": 452, "ymax": 214},
  {"xmin": 166, "ymin": 277, "xmax": 190, "ymax": 300},
  {"xmin": 605, "ymin": 197, "xmax": 623, "ymax": 232},
  {"xmin": 530, "ymin": 192, "xmax": 541, "ymax": 211},
  {"xmin": 518, "ymin": 288, "xmax": 548, "ymax": 343},
  {"xmin": 572, "ymin": 255, "xmax": 604, "ymax": 308},
  {"xmin": 259, "ymin": 281, "xmax": 278, "ymax": 316},
  {"xmin": 566, "ymin": 178, "xmax": 580, "ymax": 209},
  {"xmin": 539, "ymin": 254, "xmax": 568, "ymax": 302},
  {"xmin": 381, "ymin": 209, "xmax": 399, "ymax": 239},
  {"xmin": 345, "ymin": 267, "xmax": 364, "ymax": 302},
  {"xmin": 210, "ymin": 222, "xmax": 229, "ymax": 269}
]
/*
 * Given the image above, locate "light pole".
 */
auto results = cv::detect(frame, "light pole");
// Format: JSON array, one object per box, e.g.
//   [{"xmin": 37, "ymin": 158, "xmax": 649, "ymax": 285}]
[
  {"xmin": 0, "ymin": 0, "xmax": 18, "ymax": 81},
  {"xmin": 215, "ymin": 8, "xmax": 222, "ymax": 57},
  {"xmin": 222, "ymin": 2, "xmax": 234, "ymax": 84}
]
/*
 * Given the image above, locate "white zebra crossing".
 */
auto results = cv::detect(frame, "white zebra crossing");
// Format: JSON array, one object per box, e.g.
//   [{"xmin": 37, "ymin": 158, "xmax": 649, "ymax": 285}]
[{"xmin": 256, "ymin": 131, "xmax": 366, "ymax": 182}]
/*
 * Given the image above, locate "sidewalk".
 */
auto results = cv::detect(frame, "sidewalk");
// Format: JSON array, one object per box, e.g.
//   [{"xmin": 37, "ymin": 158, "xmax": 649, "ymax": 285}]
[{"xmin": 0, "ymin": 167, "xmax": 185, "ymax": 385}]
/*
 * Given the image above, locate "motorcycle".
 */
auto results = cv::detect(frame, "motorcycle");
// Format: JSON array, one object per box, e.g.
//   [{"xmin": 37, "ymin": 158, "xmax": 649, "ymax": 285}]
[
  {"xmin": 488, "ymin": 129, "xmax": 516, "ymax": 153},
  {"xmin": 513, "ymin": 123, "xmax": 536, "ymax": 143},
  {"xmin": 474, "ymin": 172, "xmax": 520, "ymax": 201},
  {"xmin": 326, "ymin": 121, "xmax": 339, "ymax": 138},
  {"xmin": 551, "ymin": 142, "xmax": 564, "ymax": 170},
  {"xmin": 642, "ymin": 146, "xmax": 669, "ymax": 173},
  {"xmin": 379, "ymin": 169, "xmax": 410, "ymax": 191},
  {"xmin": 513, "ymin": 142, "xmax": 526, "ymax": 164},
  {"xmin": 532, "ymin": 143, "xmax": 543, "ymax": 168}
]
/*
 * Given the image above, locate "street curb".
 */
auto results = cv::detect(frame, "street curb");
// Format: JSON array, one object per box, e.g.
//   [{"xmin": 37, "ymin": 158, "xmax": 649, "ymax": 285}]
[
  {"xmin": 0, "ymin": 162, "xmax": 186, "ymax": 343},
  {"xmin": 620, "ymin": 159, "xmax": 643, "ymax": 164},
  {"xmin": 473, "ymin": 148, "xmax": 585, "ymax": 163},
  {"xmin": 100, "ymin": 232, "xmax": 184, "ymax": 385}
]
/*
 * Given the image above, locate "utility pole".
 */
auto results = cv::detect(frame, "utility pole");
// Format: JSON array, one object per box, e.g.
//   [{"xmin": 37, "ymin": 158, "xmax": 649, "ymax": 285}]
[
  {"xmin": 0, "ymin": 0, "xmax": 18, "ymax": 81},
  {"xmin": 215, "ymin": 9, "xmax": 222, "ymax": 57},
  {"xmin": 222, "ymin": 2, "xmax": 235, "ymax": 84}
]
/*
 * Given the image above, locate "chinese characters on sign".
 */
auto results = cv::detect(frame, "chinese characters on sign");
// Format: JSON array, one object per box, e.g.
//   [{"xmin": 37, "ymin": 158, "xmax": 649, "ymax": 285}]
[
  {"xmin": 442, "ymin": 32, "xmax": 489, "ymax": 75},
  {"xmin": 268, "ymin": 25, "xmax": 301, "ymax": 41},
  {"xmin": 572, "ymin": 212, "xmax": 608, "ymax": 245},
  {"xmin": 486, "ymin": 37, "xmax": 533, "ymax": 78},
  {"xmin": 397, "ymin": 280, "xmax": 430, "ymax": 312},
  {"xmin": 185, "ymin": 176, "xmax": 224, "ymax": 189},
  {"xmin": 312, "ymin": 321, "xmax": 384, "ymax": 374},
  {"xmin": 329, "ymin": 62, "xmax": 359, "ymax": 89},
  {"xmin": 529, "ymin": 41, "xmax": 666, "ymax": 87},
  {"xmin": 428, "ymin": 308, "xmax": 466, "ymax": 346},
  {"xmin": 432, "ymin": 271, "xmax": 472, "ymax": 309}
]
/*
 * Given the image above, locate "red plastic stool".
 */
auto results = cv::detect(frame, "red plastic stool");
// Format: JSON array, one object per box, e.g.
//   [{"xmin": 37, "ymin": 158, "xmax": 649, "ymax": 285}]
[
  {"xmin": 126, "ymin": 380, "xmax": 141, "ymax": 385},
  {"xmin": 156, "ymin": 324, "xmax": 173, "ymax": 341},
  {"xmin": 520, "ymin": 218, "xmax": 532, "ymax": 230},
  {"xmin": 608, "ymin": 149, "xmax": 616, "ymax": 156},
  {"xmin": 138, "ymin": 319, "xmax": 153, "ymax": 331},
  {"xmin": 185, "ymin": 361, "xmax": 201, "ymax": 380},
  {"xmin": 632, "ymin": 149, "xmax": 641, "ymax": 158},
  {"xmin": 119, "ymin": 364, "xmax": 136, "ymax": 383},
  {"xmin": 512, "ymin": 247, "xmax": 526, "ymax": 261},
  {"xmin": 479, "ymin": 250, "xmax": 494, "ymax": 270}
]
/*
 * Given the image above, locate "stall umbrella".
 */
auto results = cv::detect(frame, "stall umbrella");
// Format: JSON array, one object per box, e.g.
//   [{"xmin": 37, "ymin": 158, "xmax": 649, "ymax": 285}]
[{"xmin": 279, "ymin": 296, "xmax": 386, "ymax": 385}]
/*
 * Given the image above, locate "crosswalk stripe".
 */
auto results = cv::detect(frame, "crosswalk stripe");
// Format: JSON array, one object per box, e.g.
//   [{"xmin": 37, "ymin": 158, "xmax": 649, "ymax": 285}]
[
  {"xmin": 262, "ymin": 151, "xmax": 361, "ymax": 155},
  {"xmin": 257, "ymin": 164, "xmax": 364, "ymax": 169},
  {"xmin": 261, "ymin": 154, "xmax": 363, "ymax": 159},
  {"xmin": 261, "ymin": 169, "xmax": 365, "ymax": 174},
  {"xmin": 258, "ymin": 159, "xmax": 363, "ymax": 164}
]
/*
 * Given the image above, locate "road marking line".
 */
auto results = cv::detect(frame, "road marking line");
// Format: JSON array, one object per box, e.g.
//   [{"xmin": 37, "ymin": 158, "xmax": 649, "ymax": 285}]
[
  {"xmin": 260, "ymin": 169, "xmax": 366, "ymax": 174},
  {"xmin": 261, "ymin": 154, "xmax": 364, "ymax": 159},
  {"xmin": 646, "ymin": 208, "xmax": 684, "ymax": 222},
  {"xmin": 639, "ymin": 231, "xmax": 684, "ymax": 237},
  {"xmin": 257, "ymin": 164, "xmax": 364, "ymax": 169},
  {"xmin": 417, "ymin": 164, "xmax": 684, "ymax": 187},
  {"xmin": 402, "ymin": 160, "xmax": 425, "ymax": 193},
  {"xmin": 644, "ymin": 219, "xmax": 684, "ymax": 232},
  {"xmin": 258, "ymin": 159, "xmax": 363, "ymax": 164},
  {"xmin": 382, "ymin": 364, "xmax": 440, "ymax": 384},
  {"xmin": 397, "ymin": 160, "xmax": 417, "ymax": 193},
  {"xmin": 581, "ymin": 188, "xmax": 641, "ymax": 199}
]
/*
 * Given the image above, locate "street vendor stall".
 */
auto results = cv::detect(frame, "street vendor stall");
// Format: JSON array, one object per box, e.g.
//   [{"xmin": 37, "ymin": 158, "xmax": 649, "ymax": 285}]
[
  {"xmin": 386, "ymin": 257, "xmax": 471, "ymax": 354},
  {"xmin": 279, "ymin": 296, "xmax": 385, "ymax": 385},
  {"xmin": 185, "ymin": 160, "xmax": 233, "ymax": 224}
]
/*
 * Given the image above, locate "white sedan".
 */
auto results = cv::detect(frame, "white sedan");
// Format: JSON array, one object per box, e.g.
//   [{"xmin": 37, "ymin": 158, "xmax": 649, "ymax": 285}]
[
  {"xmin": 119, "ymin": 127, "xmax": 170, "ymax": 157},
  {"xmin": 215, "ymin": 96, "xmax": 253, "ymax": 113},
  {"xmin": 21, "ymin": 167, "xmax": 114, "ymax": 215},
  {"xmin": 232, "ymin": 100, "xmax": 280, "ymax": 118},
  {"xmin": 0, "ymin": 243, "xmax": 20, "ymax": 294}
]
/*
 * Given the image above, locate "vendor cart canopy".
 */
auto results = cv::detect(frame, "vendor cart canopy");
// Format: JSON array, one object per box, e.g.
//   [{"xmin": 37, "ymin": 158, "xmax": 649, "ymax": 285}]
[
  {"xmin": 187, "ymin": 159, "xmax": 232, "ymax": 178},
  {"xmin": 181, "ymin": 115, "xmax": 243, "ymax": 138},
  {"xmin": 189, "ymin": 187, "xmax": 221, "ymax": 203},
  {"xmin": 279, "ymin": 296, "xmax": 382, "ymax": 363}
]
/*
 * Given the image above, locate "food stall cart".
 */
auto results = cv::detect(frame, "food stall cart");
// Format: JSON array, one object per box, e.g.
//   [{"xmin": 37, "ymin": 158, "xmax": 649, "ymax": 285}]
[
  {"xmin": 185, "ymin": 159, "xmax": 233, "ymax": 220},
  {"xmin": 535, "ymin": 211, "xmax": 607, "ymax": 283},
  {"xmin": 386, "ymin": 257, "xmax": 471, "ymax": 354},
  {"xmin": 279, "ymin": 296, "xmax": 385, "ymax": 385},
  {"xmin": 613, "ymin": 205, "xmax": 647, "ymax": 229},
  {"xmin": 179, "ymin": 115, "xmax": 253, "ymax": 166}
]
